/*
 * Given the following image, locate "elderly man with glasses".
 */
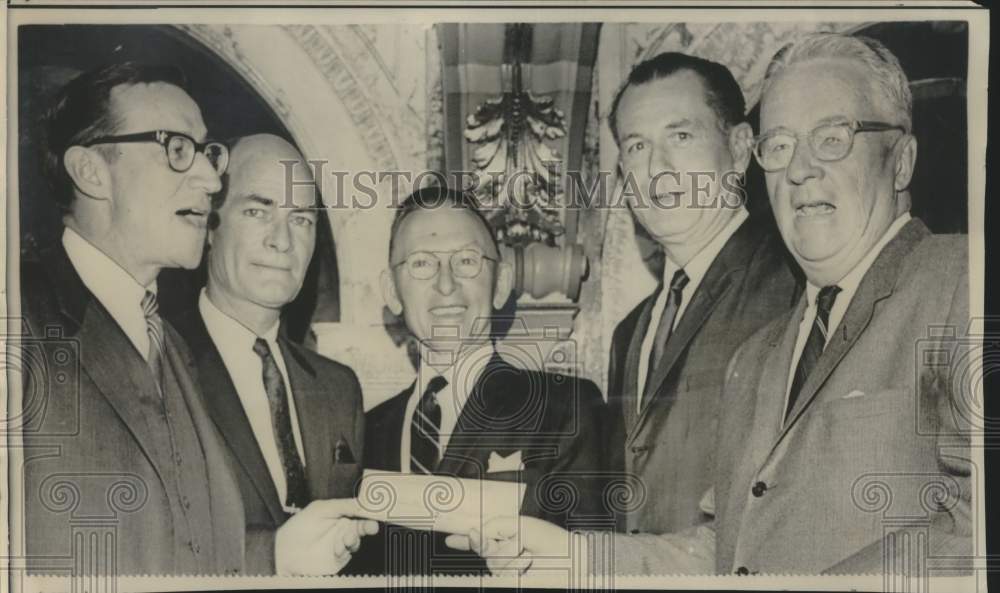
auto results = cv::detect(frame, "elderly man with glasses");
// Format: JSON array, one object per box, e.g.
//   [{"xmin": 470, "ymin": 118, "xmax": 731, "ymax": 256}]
[
  {"xmin": 352, "ymin": 186, "xmax": 606, "ymax": 575},
  {"xmin": 451, "ymin": 33, "xmax": 973, "ymax": 577}
]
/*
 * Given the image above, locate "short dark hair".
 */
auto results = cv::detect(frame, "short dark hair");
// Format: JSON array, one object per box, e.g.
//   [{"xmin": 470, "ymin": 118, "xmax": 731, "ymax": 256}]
[
  {"xmin": 42, "ymin": 61, "xmax": 188, "ymax": 208},
  {"xmin": 388, "ymin": 185, "xmax": 499, "ymax": 263},
  {"xmin": 608, "ymin": 52, "xmax": 746, "ymax": 144}
]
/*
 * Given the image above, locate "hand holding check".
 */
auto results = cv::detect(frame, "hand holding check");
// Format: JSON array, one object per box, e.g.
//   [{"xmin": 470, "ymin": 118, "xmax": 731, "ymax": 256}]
[
  {"xmin": 275, "ymin": 498, "xmax": 379, "ymax": 576},
  {"xmin": 444, "ymin": 515, "xmax": 574, "ymax": 575}
]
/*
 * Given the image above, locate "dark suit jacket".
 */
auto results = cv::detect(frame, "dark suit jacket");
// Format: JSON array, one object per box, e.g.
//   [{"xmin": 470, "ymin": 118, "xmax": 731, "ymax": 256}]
[
  {"xmin": 171, "ymin": 307, "xmax": 365, "ymax": 575},
  {"xmin": 606, "ymin": 217, "xmax": 801, "ymax": 534},
  {"xmin": 358, "ymin": 353, "xmax": 607, "ymax": 574},
  {"xmin": 20, "ymin": 244, "xmax": 245, "ymax": 575}
]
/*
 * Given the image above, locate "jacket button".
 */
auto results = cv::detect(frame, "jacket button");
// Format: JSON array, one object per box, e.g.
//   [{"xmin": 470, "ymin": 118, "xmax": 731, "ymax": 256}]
[
  {"xmin": 735, "ymin": 566, "xmax": 750, "ymax": 575},
  {"xmin": 751, "ymin": 481, "xmax": 767, "ymax": 497}
]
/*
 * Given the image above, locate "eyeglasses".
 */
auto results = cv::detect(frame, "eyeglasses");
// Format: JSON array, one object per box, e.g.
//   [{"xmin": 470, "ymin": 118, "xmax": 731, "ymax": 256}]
[
  {"xmin": 752, "ymin": 120, "xmax": 905, "ymax": 172},
  {"xmin": 84, "ymin": 130, "xmax": 229, "ymax": 174},
  {"xmin": 392, "ymin": 249, "xmax": 498, "ymax": 281}
]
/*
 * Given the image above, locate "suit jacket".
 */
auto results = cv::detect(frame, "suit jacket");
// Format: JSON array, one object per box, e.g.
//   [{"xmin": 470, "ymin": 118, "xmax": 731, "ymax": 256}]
[
  {"xmin": 171, "ymin": 308, "xmax": 366, "ymax": 574},
  {"xmin": 20, "ymin": 244, "xmax": 245, "ymax": 575},
  {"xmin": 609, "ymin": 218, "xmax": 974, "ymax": 575},
  {"xmin": 358, "ymin": 353, "xmax": 607, "ymax": 574},
  {"xmin": 606, "ymin": 217, "xmax": 800, "ymax": 534}
]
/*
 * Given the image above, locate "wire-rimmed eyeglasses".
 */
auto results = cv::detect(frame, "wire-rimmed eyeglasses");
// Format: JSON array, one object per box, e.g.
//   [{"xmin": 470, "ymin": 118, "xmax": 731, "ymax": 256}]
[{"xmin": 392, "ymin": 248, "xmax": 498, "ymax": 281}]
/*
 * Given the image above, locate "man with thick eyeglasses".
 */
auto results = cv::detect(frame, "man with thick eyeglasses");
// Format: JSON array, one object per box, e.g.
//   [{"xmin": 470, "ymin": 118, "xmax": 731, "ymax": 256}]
[
  {"xmin": 353, "ymin": 186, "xmax": 606, "ymax": 575},
  {"xmin": 456, "ymin": 33, "xmax": 972, "ymax": 577},
  {"xmin": 21, "ymin": 62, "xmax": 245, "ymax": 575}
]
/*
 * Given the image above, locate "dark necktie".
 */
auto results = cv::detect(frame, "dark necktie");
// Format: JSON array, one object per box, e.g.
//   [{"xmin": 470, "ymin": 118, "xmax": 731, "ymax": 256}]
[
  {"xmin": 410, "ymin": 375, "xmax": 448, "ymax": 474},
  {"xmin": 253, "ymin": 338, "xmax": 309, "ymax": 510},
  {"xmin": 642, "ymin": 268, "xmax": 690, "ymax": 404},
  {"xmin": 786, "ymin": 285, "xmax": 842, "ymax": 418},
  {"xmin": 141, "ymin": 290, "xmax": 165, "ymax": 387}
]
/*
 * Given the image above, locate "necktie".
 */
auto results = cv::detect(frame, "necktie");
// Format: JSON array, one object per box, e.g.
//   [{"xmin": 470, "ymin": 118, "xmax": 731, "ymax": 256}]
[
  {"xmin": 252, "ymin": 338, "xmax": 309, "ymax": 510},
  {"xmin": 410, "ymin": 375, "xmax": 448, "ymax": 474},
  {"xmin": 141, "ymin": 290, "xmax": 165, "ymax": 387},
  {"xmin": 786, "ymin": 285, "xmax": 842, "ymax": 419},
  {"xmin": 641, "ymin": 268, "xmax": 690, "ymax": 405}
]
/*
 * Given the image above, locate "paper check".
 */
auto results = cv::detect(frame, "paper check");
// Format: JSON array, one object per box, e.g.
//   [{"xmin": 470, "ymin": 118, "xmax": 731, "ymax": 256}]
[{"xmin": 353, "ymin": 470, "xmax": 527, "ymax": 535}]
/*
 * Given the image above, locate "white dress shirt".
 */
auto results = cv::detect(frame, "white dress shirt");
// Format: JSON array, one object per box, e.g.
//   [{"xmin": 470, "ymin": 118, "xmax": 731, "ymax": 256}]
[
  {"xmin": 783, "ymin": 213, "xmax": 912, "ymax": 415},
  {"xmin": 636, "ymin": 208, "xmax": 749, "ymax": 406},
  {"xmin": 399, "ymin": 343, "xmax": 495, "ymax": 471},
  {"xmin": 63, "ymin": 227, "xmax": 154, "ymax": 359},
  {"xmin": 199, "ymin": 290, "xmax": 306, "ymax": 511}
]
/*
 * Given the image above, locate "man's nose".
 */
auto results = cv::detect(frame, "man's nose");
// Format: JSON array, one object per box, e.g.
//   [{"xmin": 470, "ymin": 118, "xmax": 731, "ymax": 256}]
[
  {"xmin": 266, "ymin": 219, "xmax": 292, "ymax": 252},
  {"xmin": 785, "ymin": 139, "xmax": 823, "ymax": 185},
  {"xmin": 434, "ymin": 260, "xmax": 456, "ymax": 295},
  {"xmin": 187, "ymin": 152, "xmax": 223, "ymax": 194}
]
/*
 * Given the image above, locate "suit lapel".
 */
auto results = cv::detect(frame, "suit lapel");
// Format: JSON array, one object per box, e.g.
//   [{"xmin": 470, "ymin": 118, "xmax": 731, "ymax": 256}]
[
  {"xmin": 631, "ymin": 220, "xmax": 760, "ymax": 439},
  {"xmin": 439, "ymin": 354, "xmax": 523, "ymax": 478},
  {"xmin": 44, "ymin": 245, "xmax": 172, "ymax": 499},
  {"xmin": 281, "ymin": 339, "xmax": 336, "ymax": 505},
  {"xmin": 621, "ymin": 294, "xmax": 658, "ymax": 433},
  {"xmin": 184, "ymin": 311, "xmax": 284, "ymax": 524},
  {"xmin": 772, "ymin": 219, "xmax": 930, "ymax": 445},
  {"xmin": 368, "ymin": 385, "xmax": 411, "ymax": 472}
]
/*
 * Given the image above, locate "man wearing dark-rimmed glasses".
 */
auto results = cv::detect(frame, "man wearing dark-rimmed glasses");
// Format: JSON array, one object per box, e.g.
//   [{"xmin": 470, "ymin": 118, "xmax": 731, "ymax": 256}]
[
  {"xmin": 21, "ymin": 62, "xmax": 245, "ymax": 575},
  {"xmin": 355, "ymin": 186, "xmax": 606, "ymax": 575}
]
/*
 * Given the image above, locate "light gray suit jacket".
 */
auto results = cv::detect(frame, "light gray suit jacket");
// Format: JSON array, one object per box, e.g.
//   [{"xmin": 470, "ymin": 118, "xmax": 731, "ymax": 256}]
[{"xmin": 607, "ymin": 218, "xmax": 974, "ymax": 575}]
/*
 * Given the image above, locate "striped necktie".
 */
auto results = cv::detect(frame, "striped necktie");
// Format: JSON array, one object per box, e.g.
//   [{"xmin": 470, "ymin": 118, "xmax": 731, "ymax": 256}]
[
  {"xmin": 141, "ymin": 290, "xmax": 165, "ymax": 387},
  {"xmin": 410, "ymin": 375, "xmax": 447, "ymax": 474},
  {"xmin": 786, "ymin": 285, "xmax": 842, "ymax": 418}
]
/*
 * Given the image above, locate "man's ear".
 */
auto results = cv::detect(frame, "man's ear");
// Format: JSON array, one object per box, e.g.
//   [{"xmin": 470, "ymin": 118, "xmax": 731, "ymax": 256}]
[
  {"xmin": 727, "ymin": 122, "xmax": 754, "ymax": 175},
  {"xmin": 892, "ymin": 133, "xmax": 918, "ymax": 192},
  {"xmin": 493, "ymin": 261, "xmax": 513, "ymax": 309},
  {"xmin": 381, "ymin": 269, "xmax": 403, "ymax": 316},
  {"xmin": 63, "ymin": 146, "xmax": 113, "ymax": 200}
]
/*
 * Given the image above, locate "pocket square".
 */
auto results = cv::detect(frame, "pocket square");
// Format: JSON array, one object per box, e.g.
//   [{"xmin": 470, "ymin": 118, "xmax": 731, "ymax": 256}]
[
  {"xmin": 333, "ymin": 437, "xmax": 356, "ymax": 464},
  {"xmin": 842, "ymin": 390, "xmax": 866, "ymax": 400},
  {"xmin": 487, "ymin": 451, "xmax": 524, "ymax": 473}
]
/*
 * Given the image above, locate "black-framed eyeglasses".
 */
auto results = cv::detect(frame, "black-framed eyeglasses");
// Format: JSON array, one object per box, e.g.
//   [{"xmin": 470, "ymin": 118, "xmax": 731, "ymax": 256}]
[
  {"xmin": 392, "ymin": 249, "xmax": 498, "ymax": 281},
  {"xmin": 753, "ymin": 120, "xmax": 905, "ymax": 172},
  {"xmin": 84, "ymin": 130, "xmax": 229, "ymax": 174}
]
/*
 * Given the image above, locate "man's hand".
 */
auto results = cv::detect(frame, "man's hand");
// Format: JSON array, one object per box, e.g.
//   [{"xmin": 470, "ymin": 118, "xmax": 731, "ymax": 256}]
[
  {"xmin": 275, "ymin": 498, "xmax": 379, "ymax": 576},
  {"xmin": 444, "ymin": 515, "xmax": 571, "ymax": 575}
]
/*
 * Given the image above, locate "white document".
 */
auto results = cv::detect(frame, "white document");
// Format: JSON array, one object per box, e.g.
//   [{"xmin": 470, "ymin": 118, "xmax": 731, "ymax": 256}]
[{"xmin": 354, "ymin": 470, "xmax": 527, "ymax": 535}]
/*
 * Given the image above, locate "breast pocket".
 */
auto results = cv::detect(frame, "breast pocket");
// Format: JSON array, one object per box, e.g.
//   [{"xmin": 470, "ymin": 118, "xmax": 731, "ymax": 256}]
[
  {"xmin": 820, "ymin": 388, "xmax": 913, "ymax": 421},
  {"xmin": 328, "ymin": 461, "xmax": 362, "ymax": 498}
]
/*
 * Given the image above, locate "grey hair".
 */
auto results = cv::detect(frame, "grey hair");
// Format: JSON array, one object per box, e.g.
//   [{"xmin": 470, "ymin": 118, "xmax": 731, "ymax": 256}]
[{"xmin": 761, "ymin": 33, "xmax": 912, "ymax": 132}]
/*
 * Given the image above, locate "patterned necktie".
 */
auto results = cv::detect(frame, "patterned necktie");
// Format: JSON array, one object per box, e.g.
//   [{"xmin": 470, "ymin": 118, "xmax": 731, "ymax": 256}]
[
  {"xmin": 641, "ymin": 268, "xmax": 690, "ymax": 405},
  {"xmin": 252, "ymin": 338, "xmax": 309, "ymax": 510},
  {"xmin": 141, "ymin": 290, "xmax": 165, "ymax": 387},
  {"xmin": 786, "ymin": 285, "xmax": 842, "ymax": 418},
  {"xmin": 410, "ymin": 375, "xmax": 448, "ymax": 474}
]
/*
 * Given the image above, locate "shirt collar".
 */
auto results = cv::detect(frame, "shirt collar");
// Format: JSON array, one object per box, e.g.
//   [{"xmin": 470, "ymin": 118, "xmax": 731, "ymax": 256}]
[
  {"xmin": 663, "ymin": 207, "xmax": 748, "ymax": 288},
  {"xmin": 199, "ymin": 288, "xmax": 281, "ymax": 353},
  {"xmin": 804, "ymin": 212, "xmax": 912, "ymax": 305}
]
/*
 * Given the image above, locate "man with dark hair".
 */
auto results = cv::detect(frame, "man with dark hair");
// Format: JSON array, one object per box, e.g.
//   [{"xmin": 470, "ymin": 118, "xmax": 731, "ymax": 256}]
[
  {"xmin": 171, "ymin": 134, "xmax": 376, "ymax": 575},
  {"xmin": 602, "ymin": 51, "xmax": 800, "ymax": 537},
  {"xmin": 360, "ymin": 185, "xmax": 606, "ymax": 574},
  {"xmin": 20, "ymin": 65, "xmax": 363, "ymax": 576},
  {"xmin": 21, "ymin": 61, "xmax": 241, "ymax": 574}
]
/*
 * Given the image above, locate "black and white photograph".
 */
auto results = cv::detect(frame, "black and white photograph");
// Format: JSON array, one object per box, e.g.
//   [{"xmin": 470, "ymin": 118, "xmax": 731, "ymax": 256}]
[{"xmin": 2, "ymin": 2, "xmax": 990, "ymax": 592}]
